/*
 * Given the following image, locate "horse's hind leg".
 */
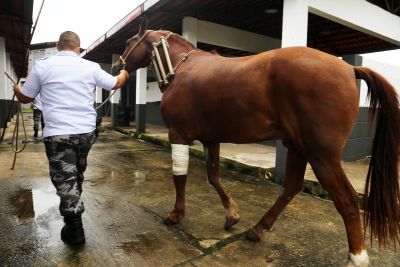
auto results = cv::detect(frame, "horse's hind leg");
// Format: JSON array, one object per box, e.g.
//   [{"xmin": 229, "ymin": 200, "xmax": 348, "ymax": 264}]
[
  {"xmin": 309, "ymin": 157, "xmax": 369, "ymax": 267},
  {"xmin": 245, "ymin": 147, "xmax": 307, "ymax": 241},
  {"xmin": 205, "ymin": 142, "xmax": 240, "ymax": 229}
]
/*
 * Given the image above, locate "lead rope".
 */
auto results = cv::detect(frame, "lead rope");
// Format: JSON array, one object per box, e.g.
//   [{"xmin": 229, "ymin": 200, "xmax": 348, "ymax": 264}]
[
  {"xmin": 95, "ymin": 90, "xmax": 116, "ymax": 111},
  {"xmin": 173, "ymin": 50, "xmax": 195, "ymax": 72},
  {"xmin": 4, "ymin": 72, "xmax": 28, "ymax": 170}
]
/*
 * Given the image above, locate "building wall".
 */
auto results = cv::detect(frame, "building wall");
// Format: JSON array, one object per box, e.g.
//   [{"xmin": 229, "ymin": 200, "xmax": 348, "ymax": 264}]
[
  {"xmin": 28, "ymin": 47, "xmax": 58, "ymax": 72},
  {"xmin": 360, "ymin": 58, "xmax": 400, "ymax": 104},
  {"xmin": 145, "ymin": 81, "xmax": 165, "ymax": 126},
  {"xmin": 0, "ymin": 37, "xmax": 18, "ymax": 129}
]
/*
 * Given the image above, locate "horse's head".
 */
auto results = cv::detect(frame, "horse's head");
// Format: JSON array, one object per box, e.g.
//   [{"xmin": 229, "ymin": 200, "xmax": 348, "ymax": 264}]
[{"xmin": 111, "ymin": 17, "xmax": 153, "ymax": 75}]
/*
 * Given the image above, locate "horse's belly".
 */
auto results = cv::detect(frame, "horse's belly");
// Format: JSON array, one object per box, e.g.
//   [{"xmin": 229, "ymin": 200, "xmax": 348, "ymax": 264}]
[{"xmin": 198, "ymin": 117, "xmax": 283, "ymax": 144}]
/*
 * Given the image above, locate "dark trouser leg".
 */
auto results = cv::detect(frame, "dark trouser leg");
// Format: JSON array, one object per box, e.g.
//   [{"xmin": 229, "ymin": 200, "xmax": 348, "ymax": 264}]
[
  {"xmin": 33, "ymin": 109, "xmax": 41, "ymax": 137},
  {"xmin": 44, "ymin": 132, "xmax": 95, "ymax": 217},
  {"xmin": 76, "ymin": 133, "xmax": 95, "ymax": 195},
  {"xmin": 39, "ymin": 110, "xmax": 45, "ymax": 135}
]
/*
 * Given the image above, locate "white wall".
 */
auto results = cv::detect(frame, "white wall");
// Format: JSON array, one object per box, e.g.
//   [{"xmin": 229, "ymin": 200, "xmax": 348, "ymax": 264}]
[
  {"xmin": 28, "ymin": 47, "xmax": 58, "ymax": 72},
  {"xmin": 184, "ymin": 17, "xmax": 281, "ymax": 53},
  {"xmin": 359, "ymin": 58, "xmax": 400, "ymax": 107}
]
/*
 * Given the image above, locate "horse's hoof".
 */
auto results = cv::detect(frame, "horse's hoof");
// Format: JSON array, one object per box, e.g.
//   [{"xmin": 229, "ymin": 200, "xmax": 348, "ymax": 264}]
[
  {"xmin": 163, "ymin": 216, "xmax": 179, "ymax": 226},
  {"xmin": 245, "ymin": 228, "xmax": 262, "ymax": 242},
  {"xmin": 224, "ymin": 216, "xmax": 240, "ymax": 230}
]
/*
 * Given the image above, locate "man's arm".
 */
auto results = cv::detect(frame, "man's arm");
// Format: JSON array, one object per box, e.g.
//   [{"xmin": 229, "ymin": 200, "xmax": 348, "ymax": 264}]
[
  {"xmin": 112, "ymin": 70, "xmax": 129, "ymax": 90},
  {"xmin": 13, "ymin": 85, "xmax": 34, "ymax": 104}
]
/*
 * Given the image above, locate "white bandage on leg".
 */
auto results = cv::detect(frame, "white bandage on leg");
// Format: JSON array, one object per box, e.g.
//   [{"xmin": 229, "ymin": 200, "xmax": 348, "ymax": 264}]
[{"xmin": 171, "ymin": 144, "xmax": 189, "ymax": 176}]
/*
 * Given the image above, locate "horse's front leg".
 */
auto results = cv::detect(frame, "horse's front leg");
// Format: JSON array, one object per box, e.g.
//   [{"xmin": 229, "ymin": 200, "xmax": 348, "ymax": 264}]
[
  {"xmin": 205, "ymin": 142, "xmax": 240, "ymax": 229},
  {"xmin": 163, "ymin": 143, "xmax": 189, "ymax": 225}
]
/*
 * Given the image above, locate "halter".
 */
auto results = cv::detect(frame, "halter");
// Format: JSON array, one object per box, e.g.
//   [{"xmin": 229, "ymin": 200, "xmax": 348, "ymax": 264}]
[
  {"xmin": 150, "ymin": 32, "xmax": 194, "ymax": 89},
  {"xmin": 121, "ymin": 30, "xmax": 194, "ymax": 89},
  {"xmin": 119, "ymin": 30, "xmax": 154, "ymax": 70}
]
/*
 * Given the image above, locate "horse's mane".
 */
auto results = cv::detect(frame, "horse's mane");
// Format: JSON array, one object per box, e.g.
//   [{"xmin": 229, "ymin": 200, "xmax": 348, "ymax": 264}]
[
  {"xmin": 171, "ymin": 33, "xmax": 196, "ymax": 49},
  {"xmin": 156, "ymin": 30, "xmax": 196, "ymax": 49}
]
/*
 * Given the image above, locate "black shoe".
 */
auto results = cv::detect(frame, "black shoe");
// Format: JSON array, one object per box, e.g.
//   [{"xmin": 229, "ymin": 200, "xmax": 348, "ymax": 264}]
[
  {"xmin": 33, "ymin": 130, "xmax": 38, "ymax": 138},
  {"xmin": 61, "ymin": 215, "xmax": 85, "ymax": 245}
]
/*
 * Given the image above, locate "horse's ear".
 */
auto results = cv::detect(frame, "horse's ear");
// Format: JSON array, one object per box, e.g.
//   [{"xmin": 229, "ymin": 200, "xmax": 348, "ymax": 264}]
[{"xmin": 138, "ymin": 16, "xmax": 148, "ymax": 36}]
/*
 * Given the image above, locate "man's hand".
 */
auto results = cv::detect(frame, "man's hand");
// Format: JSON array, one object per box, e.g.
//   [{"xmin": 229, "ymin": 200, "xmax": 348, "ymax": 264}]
[
  {"xmin": 13, "ymin": 84, "xmax": 20, "ymax": 94},
  {"xmin": 13, "ymin": 85, "xmax": 34, "ymax": 104},
  {"xmin": 113, "ymin": 70, "xmax": 129, "ymax": 90}
]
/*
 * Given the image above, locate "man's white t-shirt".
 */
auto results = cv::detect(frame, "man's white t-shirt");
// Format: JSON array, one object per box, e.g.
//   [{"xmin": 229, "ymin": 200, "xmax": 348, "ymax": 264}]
[{"xmin": 21, "ymin": 51, "xmax": 117, "ymax": 137}]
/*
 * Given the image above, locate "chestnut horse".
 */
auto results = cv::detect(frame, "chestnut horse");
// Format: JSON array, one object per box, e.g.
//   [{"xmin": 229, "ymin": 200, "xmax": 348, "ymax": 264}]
[{"xmin": 112, "ymin": 19, "xmax": 400, "ymax": 266}]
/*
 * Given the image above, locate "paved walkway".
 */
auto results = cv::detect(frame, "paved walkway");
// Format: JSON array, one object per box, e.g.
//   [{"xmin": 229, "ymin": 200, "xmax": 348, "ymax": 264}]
[{"xmin": 0, "ymin": 115, "xmax": 398, "ymax": 266}]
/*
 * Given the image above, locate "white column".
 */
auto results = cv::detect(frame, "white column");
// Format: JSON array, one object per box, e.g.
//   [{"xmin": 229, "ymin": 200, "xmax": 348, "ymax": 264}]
[
  {"xmin": 276, "ymin": 0, "xmax": 309, "ymax": 182},
  {"xmin": 135, "ymin": 67, "xmax": 147, "ymax": 133},
  {"xmin": 281, "ymin": 0, "xmax": 308, "ymax": 47},
  {"xmin": 110, "ymin": 54, "xmax": 121, "ymax": 126},
  {"xmin": 0, "ymin": 38, "xmax": 9, "ymax": 128},
  {"xmin": 95, "ymin": 86, "xmax": 103, "ymax": 104},
  {"xmin": 110, "ymin": 87, "xmax": 121, "ymax": 105},
  {"xmin": 0, "ymin": 38, "xmax": 6, "ymax": 101},
  {"xmin": 182, "ymin": 17, "xmax": 198, "ymax": 47},
  {"xmin": 136, "ymin": 68, "xmax": 147, "ymax": 106},
  {"xmin": 5, "ymin": 53, "xmax": 12, "ymax": 100}
]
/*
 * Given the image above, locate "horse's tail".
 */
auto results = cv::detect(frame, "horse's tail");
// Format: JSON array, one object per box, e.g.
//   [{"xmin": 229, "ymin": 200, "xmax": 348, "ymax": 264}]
[{"xmin": 354, "ymin": 66, "xmax": 400, "ymax": 247}]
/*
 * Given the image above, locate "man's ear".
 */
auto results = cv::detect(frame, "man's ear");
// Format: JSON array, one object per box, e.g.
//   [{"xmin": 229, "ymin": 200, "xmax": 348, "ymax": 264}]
[
  {"xmin": 75, "ymin": 47, "xmax": 81, "ymax": 55},
  {"xmin": 138, "ymin": 16, "xmax": 148, "ymax": 36}
]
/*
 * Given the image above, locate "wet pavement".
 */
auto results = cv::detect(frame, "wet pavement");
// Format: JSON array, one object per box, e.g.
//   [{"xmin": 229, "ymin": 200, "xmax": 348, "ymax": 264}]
[{"xmin": 0, "ymin": 115, "xmax": 399, "ymax": 266}]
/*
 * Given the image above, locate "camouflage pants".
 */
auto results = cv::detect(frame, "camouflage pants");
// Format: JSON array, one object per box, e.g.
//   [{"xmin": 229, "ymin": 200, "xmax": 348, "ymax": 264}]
[
  {"xmin": 33, "ymin": 109, "xmax": 44, "ymax": 131},
  {"xmin": 44, "ymin": 132, "xmax": 96, "ymax": 217}
]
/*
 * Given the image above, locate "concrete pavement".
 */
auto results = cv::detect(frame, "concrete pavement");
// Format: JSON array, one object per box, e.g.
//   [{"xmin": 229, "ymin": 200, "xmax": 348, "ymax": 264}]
[{"xmin": 0, "ymin": 114, "xmax": 399, "ymax": 266}]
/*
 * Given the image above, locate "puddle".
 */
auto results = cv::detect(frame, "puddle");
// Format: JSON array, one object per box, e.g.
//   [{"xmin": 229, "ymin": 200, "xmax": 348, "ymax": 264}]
[
  {"xmin": 199, "ymin": 239, "xmax": 219, "ymax": 248},
  {"xmin": 118, "ymin": 232, "xmax": 162, "ymax": 254},
  {"xmin": 10, "ymin": 188, "xmax": 59, "ymax": 221},
  {"xmin": 133, "ymin": 171, "xmax": 146, "ymax": 185},
  {"xmin": 90, "ymin": 169, "xmax": 147, "ymax": 186},
  {"xmin": 9, "ymin": 189, "xmax": 35, "ymax": 220},
  {"xmin": 89, "ymin": 170, "xmax": 115, "ymax": 185},
  {"xmin": 32, "ymin": 188, "xmax": 59, "ymax": 217}
]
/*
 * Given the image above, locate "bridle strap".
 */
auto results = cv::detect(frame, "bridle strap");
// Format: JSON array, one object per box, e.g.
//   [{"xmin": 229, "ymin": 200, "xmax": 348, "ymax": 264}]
[{"xmin": 120, "ymin": 30, "xmax": 154, "ymax": 69}]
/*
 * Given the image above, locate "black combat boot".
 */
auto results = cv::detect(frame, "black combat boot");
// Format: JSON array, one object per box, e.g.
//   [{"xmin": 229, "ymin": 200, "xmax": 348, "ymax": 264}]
[{"xmin": 61, "ymin": 215, "xmax": 85, "ymax": 245}]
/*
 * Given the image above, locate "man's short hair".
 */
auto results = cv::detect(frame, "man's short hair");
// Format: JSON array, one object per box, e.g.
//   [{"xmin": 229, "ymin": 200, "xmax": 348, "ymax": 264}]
[{"xmin": 58, "ymin": 31, "xmax": 80, "ymax": 50}]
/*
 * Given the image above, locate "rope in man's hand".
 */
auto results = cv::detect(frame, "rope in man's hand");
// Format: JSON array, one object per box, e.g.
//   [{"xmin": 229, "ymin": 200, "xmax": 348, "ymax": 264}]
[{"xmin": 4, "ymin": 71, "xmax": 28, "ymax": 170}]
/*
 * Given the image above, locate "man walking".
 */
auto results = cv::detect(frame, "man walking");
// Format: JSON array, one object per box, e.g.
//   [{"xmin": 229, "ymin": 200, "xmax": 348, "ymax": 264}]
[{"xmin": 13, "ymin": 31, "xmax": 129, "ymax": 245}]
